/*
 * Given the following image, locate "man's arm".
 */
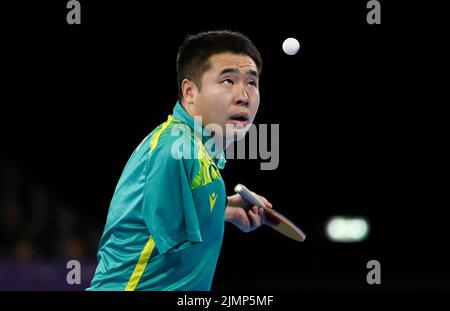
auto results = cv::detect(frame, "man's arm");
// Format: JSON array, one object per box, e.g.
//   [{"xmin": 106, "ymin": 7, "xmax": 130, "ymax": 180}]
[{"xmin": 142, "ymin": 138, "xmax": 202, "ymax": 254}]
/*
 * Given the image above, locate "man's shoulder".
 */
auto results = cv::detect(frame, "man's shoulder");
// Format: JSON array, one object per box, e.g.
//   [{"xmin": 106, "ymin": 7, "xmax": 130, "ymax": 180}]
[{"xmin": 148, "ymin": 117, "xmax": 198, "ymax": 166}]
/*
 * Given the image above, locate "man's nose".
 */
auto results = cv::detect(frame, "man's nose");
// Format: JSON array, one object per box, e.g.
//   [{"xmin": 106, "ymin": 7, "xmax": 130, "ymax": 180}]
[{"xmin": 236, "ymin": 86, "xmax": 249, "ymax": 106}]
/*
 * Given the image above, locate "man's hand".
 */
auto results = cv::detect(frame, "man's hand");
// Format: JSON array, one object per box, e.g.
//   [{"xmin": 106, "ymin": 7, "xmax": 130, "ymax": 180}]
[{"xmin": 225, "ymin": 193, "xmax": 273, "ymax": 233}]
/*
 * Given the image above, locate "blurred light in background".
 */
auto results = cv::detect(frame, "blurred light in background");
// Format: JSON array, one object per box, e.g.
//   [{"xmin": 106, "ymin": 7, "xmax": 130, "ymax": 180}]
[{"xmin": 325, "ymin": 216, "xmax": 370, "ymax": 243}]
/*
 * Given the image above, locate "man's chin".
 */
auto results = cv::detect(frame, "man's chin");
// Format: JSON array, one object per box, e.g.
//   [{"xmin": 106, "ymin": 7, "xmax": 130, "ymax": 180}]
[{"xmin": 226, "ymin": 126, "xmax": 251, "ymax": 142}]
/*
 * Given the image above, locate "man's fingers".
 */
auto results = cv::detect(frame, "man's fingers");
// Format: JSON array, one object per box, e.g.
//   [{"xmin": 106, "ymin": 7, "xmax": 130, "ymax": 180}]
[
  {"xmin": 258, "ymin": 195, "xmax": 273, "ymax": 208},
  {"xmin": 258, "ymin": 207, "xmax": 266, "ymax": 223},
  {"xmin": 246, "ymin": 190, "xmax": 272, "ymax": 209},
  {"xmin": 248, "ymin": 207, "xmax": 262, "ymax": 228}
]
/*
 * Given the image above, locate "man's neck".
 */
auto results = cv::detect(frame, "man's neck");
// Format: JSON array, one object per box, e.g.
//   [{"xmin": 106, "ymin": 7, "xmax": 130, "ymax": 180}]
[{"xmin": 180, "ymin": 99, "xmax": 234, "ymax": 152}]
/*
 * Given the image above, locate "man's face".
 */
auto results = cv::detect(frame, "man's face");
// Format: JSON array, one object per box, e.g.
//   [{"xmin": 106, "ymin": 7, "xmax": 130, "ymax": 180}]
[{"xmin": 189, "ymin": 52, "xmax": 260, "ymax": 143}]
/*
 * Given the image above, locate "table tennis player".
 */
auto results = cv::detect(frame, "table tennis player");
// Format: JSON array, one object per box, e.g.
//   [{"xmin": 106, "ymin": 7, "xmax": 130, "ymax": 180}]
[{"xmin": 87, "ymin": 30, "xmax": 273, "ymax": 291}]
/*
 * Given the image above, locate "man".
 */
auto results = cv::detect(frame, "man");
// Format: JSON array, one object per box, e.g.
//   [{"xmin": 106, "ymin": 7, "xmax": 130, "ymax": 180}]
[{"xmin": 88, "ymin": 30, "xmax": 272, "ymax": 291}]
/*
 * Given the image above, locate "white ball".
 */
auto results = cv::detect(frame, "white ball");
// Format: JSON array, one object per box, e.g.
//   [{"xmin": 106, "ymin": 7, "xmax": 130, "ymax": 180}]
[{"xmin": 282, "ymin": 37, "xmax": 300, "ymax": 55}]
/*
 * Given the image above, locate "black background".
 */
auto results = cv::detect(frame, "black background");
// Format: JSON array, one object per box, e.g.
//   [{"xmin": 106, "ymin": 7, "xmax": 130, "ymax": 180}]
[{"xmin": 8, "ymin": 0, "xmax": 449, "ymax": 290}]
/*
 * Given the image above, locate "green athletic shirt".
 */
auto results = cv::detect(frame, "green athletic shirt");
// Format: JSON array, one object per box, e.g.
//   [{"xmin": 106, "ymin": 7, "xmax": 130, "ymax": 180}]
[{"xmin": 87, "ymin": 101, "xmax": 227, "ymax": 291}]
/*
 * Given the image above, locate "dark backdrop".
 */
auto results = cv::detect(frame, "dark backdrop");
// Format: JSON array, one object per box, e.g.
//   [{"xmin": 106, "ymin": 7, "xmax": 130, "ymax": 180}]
[{"xmin": 5, "ymin": 0, "xmax": 449, "ymax": 290}]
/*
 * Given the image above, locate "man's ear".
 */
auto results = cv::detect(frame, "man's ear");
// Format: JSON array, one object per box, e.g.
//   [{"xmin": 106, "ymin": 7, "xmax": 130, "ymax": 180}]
[{"xmin": 181, "ymin": 79, "xmax": 197, "ymax": 104}]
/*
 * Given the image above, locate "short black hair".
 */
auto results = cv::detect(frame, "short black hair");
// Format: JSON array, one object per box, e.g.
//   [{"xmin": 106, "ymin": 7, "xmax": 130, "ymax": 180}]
[{"xmin": 176, "ymin": 30, "xmax": 263, "ymax": 100}]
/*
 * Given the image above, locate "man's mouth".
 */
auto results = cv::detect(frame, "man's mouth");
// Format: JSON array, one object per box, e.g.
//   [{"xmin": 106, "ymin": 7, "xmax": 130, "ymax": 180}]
[{"xmin": 229, "ymin": 113, "xmax": 250, "ymax": 127}]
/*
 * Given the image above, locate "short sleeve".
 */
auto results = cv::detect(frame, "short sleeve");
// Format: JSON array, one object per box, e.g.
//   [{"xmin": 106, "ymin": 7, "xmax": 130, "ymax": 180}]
[{"xmin": 142, "ymin": 139, "xmax": 202, "ymax": 254}]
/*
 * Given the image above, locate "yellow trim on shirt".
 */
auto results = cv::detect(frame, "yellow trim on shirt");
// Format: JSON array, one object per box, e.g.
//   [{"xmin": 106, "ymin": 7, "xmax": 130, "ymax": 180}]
[
  {"xmin": 149, "ymin": 116, "xmax": 174, "ymax": 154},
  {"xmin": 125, "ymin": 236, "xmax": 155, "ymax": 291}
]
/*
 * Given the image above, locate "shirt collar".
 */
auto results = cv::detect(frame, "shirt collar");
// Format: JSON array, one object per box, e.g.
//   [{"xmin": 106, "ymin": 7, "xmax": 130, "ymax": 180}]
[{"xmin": 172, "ymin": 101, "xmax": 227, "ymax": 169}]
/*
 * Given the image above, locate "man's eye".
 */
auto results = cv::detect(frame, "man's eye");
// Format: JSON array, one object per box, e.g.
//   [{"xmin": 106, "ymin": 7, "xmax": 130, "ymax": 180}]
[
  {"xmin": 248, "ymin": 81, "xmax": 257, "ymax": 87},
  {"xmin": 222, "ymin": 79, "xmax": 234, "ymax": 85}
]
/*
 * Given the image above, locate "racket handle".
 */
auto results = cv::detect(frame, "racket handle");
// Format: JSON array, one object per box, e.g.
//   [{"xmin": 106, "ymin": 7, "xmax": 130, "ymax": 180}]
[{"xmin": 234, "ymin": 184, "xmax": 266, "ymax": 208}]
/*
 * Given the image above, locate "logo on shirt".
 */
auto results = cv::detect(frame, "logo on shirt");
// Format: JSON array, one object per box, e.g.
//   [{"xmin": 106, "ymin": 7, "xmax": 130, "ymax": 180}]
[{"xmin": 209, "ymin": 192, "xmax": 217, "ymax": 212}]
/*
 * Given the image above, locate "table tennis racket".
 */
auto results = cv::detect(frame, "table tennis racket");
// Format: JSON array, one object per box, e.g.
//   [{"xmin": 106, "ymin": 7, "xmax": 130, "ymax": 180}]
[{"xmin": 234, "ymin": 184, "xmax": 306, "ymax": 242}]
